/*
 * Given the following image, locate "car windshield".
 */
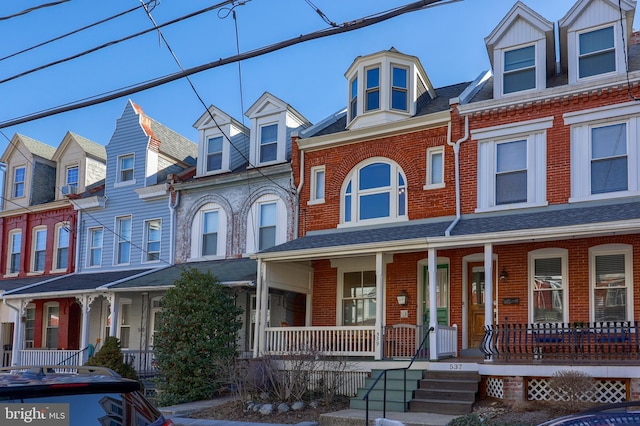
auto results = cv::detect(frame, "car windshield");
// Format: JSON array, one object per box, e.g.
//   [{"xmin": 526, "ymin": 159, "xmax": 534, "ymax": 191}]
[{"xmin": 1, "ymin": 390, "xmax": 164, "ymax": 426}]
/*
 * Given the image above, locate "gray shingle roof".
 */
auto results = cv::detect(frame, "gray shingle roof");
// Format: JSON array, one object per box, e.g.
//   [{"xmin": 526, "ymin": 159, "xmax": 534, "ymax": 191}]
[
  {"xmin": 108, "ymin": 258, "xmax": 257, "ymax": 289},
  {"xmin": 16, "ymin": 134, "xmax": 56, "ymax": 160},
  {"xmin": 68, "ymin": 132, "xmax": 106, "ymax": 161},
  {"xmin": 0, "ymin": 276, "xmax": 58, "ymax": 294},
  {"xmin": 148, "ymin": 117, "xmax": 197, "ymax": 167}
]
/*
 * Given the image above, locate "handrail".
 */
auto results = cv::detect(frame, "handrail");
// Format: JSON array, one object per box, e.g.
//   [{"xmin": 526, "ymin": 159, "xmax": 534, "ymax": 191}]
[
  {"xmin": 363, "ymin": 326, "xmax": 434, "ymax": 425},
  {"xmin": 56, "ymin": 345, "xmax": 93, "ymax": 366}
]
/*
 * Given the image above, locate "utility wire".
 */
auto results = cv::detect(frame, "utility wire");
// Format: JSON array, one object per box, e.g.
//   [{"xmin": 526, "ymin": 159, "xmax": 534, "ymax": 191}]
[
  {"xmin": 304, "ymin": 0, "xmax": 337, "ymax": 27},
  {"xmin": 0, "ymin": 0, "xmax": 453, "ymax": 129},
  {"xmin": 0, "ymin": 2, "xmax": 155, "ymax": 62},
  {"xmin": 0, "ymin": 0, "xmax": 69, "ymax": 21},
  {"xmin": 0, "ymin": 0, "xmax": 238, "ymax": 86}
]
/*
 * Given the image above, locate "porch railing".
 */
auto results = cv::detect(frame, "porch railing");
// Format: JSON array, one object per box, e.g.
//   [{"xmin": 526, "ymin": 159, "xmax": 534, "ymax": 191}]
[
  {"xmin": 20, "ymin": 349, "xmax": 85, "ymax": 367},
  {"xmin": 122, "ymin": 349, "xmax": 157, "ymax": 377},
  {"xmin": 264, "ymin": 326, "xmax": 376, "ymax": 356},
  {"xmin": 384, "ymin": 324, "xmax": 428, "ymax": 358},
  {"xmin": 482, "ymin": 320, "xmax": 640, "ymax": 361}
]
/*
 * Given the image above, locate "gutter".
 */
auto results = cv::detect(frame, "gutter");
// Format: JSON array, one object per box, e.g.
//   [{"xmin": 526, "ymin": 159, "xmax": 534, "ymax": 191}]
[
  {"xmin": 294, "ymin": 132, "xmax": 304, "ymax": 239},
  {"xmin": 445, "ymin": 114, "xmax": 469, "ymax": 237}
]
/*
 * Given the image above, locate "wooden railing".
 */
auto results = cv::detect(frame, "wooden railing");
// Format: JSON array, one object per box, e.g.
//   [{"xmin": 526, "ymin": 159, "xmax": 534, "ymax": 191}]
[
  {"xmin": 264, "ymin": 326, "xmax": 376, "ymax": 356},
  {"xmin": 482, "ymin": 321, "xmax": 640, "ymax": 361}
]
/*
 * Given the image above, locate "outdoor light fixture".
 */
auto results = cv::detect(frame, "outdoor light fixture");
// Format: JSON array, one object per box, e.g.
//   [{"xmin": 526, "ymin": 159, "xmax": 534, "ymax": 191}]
[
  {"xmin": 499, "ymin": 267, "xmax": 508, "ymax": 281},
  {"xmin": 396, "ymin": 290, "xmax": 408, "ymax": 305}
]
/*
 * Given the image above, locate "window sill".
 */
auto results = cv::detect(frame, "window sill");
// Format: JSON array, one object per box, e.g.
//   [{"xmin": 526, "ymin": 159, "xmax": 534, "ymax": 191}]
[
  {"xmin": 569, "ymin": 191, "xmax": 639, "ymax": 204},
  {"xmin": 26, "ymin": 271, "xmax": 44, "ymax": 276},
  {"xmin": 114, "ymin": 179, "xmax": 136, "ymax": 189},
  {"xmin": 474, "ymin": 201, "xmax": 548, "ymax": 214},
  {"xmin": 337, "ymin": 216, "xmax": 409, "ymax": 229},
  {"xmin": 307, "ymin": 199, "xmax": 325, "ymax": 206},
  {"xmin": 423, "ymin": 183, "xmax": 445, "ymax": 190}
]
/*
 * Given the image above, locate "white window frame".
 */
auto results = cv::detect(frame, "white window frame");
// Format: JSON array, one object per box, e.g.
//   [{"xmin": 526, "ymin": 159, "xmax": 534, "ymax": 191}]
[
  {"xmin": 190, "ymin": 203, "xmax": 227, "ymax": 260},
  {"xmin": 118, "ymin": 299, "xmax": 132, "ymax": 349},
  {"xmin": 502, "ymin": 44, "xmax": 536, "ymax": 95},
  {"xmin": 7, "ymin": 229, "xmax": 21, "ymax": 275},
  {"xmin": 577, "ymin": 25, "xmax": 616, "ymax": 81},
  {"xmin": 12, "ymin": 166, "xmax": 25, "ymax": 198},
  {"xmin": 590, "ymin": 244, "xmax": 633, "ymax": 323},
  {"xmin": 52, "ymin": 222, "xmax": 70, "ymax": 272},
  {"xmin": 390, "ymin": 64, "xmax": 409, "ymax": 112},
  {"xmin": 565, "ymin": 102, "xmax": 640, "ymax": 203},
  {"xmin": 334, "ymin": 257, "xmax": 379, "ymax": 326},
  {"xmin": 308, "ymin": 166, "xmax": 326, "ymax": 205},
  {"xmin": 87, "ymin": 227, "xmax": 103, "ymax": 268},
  {"xmin": 340, "ymin": 157, "xmax": 408, "ymax": 228},
  {"xmin": 42, "ymin": 301, "xmax": 59, "ymax": 349},
  {"xmin": 149, "ymin": 297, "xmax": 163, "ymax": 348},
  {"xmin": 30, "ymin": 226, "xmax": 47, "ymax": 273},
  {"xmin": 245, "ymin": 194, "xmax": 286, "ymax": 255},
  {"xmin": 349, "ymin": 76, "xmax": 358, "ymax": 122},
  {"xmin": 66, "ymin": 165, "xmax": 79, "ymax": 187},
  {"xmin": 115, "ymin": 153, "xmax": 135, "ymax": 187},
  {"xmin": 203, "ymin": 134, "xmax": 228, "ymax": 174},
  {"xmin": 424, "ymin": 146, "xmax": 445, "ymax": 189},
  {"xmin": 24, "ymin": 304, "xmax": 35, "ymax": 349},
  {"xmin": 528, "ymin": 248, "xmax": 569, "ymax": 324},
  {"xmin": 473, "ymin": 117, "xmax": 552, "ymax": 212},
  {"xmin": 143, "ymin": 219, "xmax": 161, "ymax": 263},
  {"xmin": 258, "ymin": 123, "xmax": 279, "ymax": 165},
  {"xmin": 364, "ymin": 65, "xmax": 380, "ymax": 113},
  {"xmin": 115, "ymin": 216, "xmax": 132, "ymax": 265}
]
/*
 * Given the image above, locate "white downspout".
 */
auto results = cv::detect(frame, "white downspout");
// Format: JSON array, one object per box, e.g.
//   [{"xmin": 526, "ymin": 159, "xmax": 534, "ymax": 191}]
[
  {"xmin": 445, "ymin": 114, "xmax": 469, "ymax": 237},
  {"xmin": 294, "ymin": 141, "xmax": 304, "ymax": 240},
  {"xmin": 168, "ymin": 187, "xmax": 180, "ymax": 265}
]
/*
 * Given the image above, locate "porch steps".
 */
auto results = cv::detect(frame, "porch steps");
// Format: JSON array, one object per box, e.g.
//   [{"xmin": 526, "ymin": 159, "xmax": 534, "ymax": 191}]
[
  {"xmin": 409, "ymin": 370, "xmax": 480, "ymax": 415},
  {"xmin": 349, "ymin": 369, "xmax": 423, "ymax": 412}
]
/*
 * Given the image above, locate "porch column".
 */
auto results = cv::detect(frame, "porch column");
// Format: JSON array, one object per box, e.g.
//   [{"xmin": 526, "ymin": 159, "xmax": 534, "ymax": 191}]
[
  {"xmin": 109, "ymin": 294, "xmax": 119, "ymax": 337},
  {"xmin": 8, "ymin": 300, "xmax": 23, "ymax": 366},
  {"xmin": 375, "ymin": 252, "xmax": 384, "ymax": 360},
  {"xmin": 484, "ymin": 244, "xmax": 494, "ymax": 329},
  {"xmin": 79, "ymin": 295, "xmax": 91, "ymax": 361},
  {"xmin": 428, "ymin": 248, "xmax": 438, "ymax": 360},
  {"xmin": 253, "ymin": 259, "xmax": 267, "ymax": 358}
]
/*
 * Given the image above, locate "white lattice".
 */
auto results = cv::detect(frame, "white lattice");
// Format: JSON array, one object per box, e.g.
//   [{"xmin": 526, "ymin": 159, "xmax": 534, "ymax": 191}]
[
  {"xmin": 527, "ymin": 378, "xmax": 626, "ymax": 403},
  {"xmin": 486, "ymin": 377, "xmax": 504, "ymax": 399}
]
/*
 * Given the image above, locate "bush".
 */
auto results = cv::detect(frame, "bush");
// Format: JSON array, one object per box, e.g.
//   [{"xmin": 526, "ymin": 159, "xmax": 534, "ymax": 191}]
[
  {"xmin": 153, "ymin": 267, "xmax": 243, "ymax": 406},
  {"xmin": 85, "ymin": 336, "xmax": 138, "ymax": 380},
  {"xmin": 548, "ymin": 370, "xmax": 595, "ymax": 402}
]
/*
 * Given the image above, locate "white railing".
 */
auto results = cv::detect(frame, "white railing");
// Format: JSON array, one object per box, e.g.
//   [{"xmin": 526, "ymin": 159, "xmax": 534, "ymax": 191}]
[
  {"xmin": 122, "ymin": 349, "xmax": 157, "ymax": 376},
  {"xmin": 436, "ymin": 324, "xmax": 458, "ymax": 358},
  {"xmin": 265, "ymin": 326, "xmax": 376, "ymax": 357},
  {"xmin": 20, "ymin": 349, "xmax": 84, "ymax": 367}
]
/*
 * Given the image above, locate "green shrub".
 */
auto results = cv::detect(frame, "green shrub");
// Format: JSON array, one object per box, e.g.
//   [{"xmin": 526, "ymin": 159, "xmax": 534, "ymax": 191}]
[{"xmin": 85, "ymin": 336, "xmax": 138, "ymax": 380}]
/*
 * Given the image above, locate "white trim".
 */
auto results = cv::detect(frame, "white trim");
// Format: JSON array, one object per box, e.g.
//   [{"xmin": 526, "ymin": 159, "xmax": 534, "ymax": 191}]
[
  {"xmin": 528, "ymin": 248, "xmax": 569, "ymax": 324},
  {"xmin": 115, "ymin": 153, "xmax": 136, "ymax": 187},
  {"xmin": 424, "ymin": 146, "xmax": 445, "ymax": 189},
  {"xmin": 142, "ymin": 218, "xmax": 162, "ymax": 264},
  {"xmin": 87, "ymin": 226, "xmax": 104, "ymax": 268},
  {"xmin": 308, "ymin": 165, "xmax": 326, "ymax": 205},
  {"xmin": 114, "ymin": 216, "xmax": 132, "ymax": 266},
  {"xmin": 30, "ymin": 226, "xmax": 47, "ymax": 274},
  {"xmin": 51, "ymin": 222, "xmax": 70, "ymax": 273},
  {"xmin": 6, "ymin": 229, "xmax": 21, "ymax": 276},
  {"xmin": 190, "ymin": 203, "xmax": 227, "ymax": 260},
  {"xmin": 245, "ymin": 194, "xmax": 287, "ymax": 255},
  {"xmin": 589, "ymin": 243, "xmax": 634, "ymax": 323}
]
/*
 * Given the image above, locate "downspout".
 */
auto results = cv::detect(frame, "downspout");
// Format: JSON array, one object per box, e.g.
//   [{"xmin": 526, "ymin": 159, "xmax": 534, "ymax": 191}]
[
  {"xmin": 74, "ymin": 208, "xmax": 82, "ymax": 272},
  {"xmin": 294, "ymin": 133, "xmax": 304, "ymax": 239},
  {"xmin": 168, "ymin": 178, "xmax": 180, "ymax": 265},
  {"xmin": 445, "ymin": 114, "xmax": 469, "ymax": 237}
]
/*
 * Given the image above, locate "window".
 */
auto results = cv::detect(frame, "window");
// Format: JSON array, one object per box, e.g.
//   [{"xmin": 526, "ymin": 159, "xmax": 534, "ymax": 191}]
[
  {"xmin": 24, "ymin": 305, "xmax": 35, "ymax": 348},
  {"xmin": 259, "ymin": 124, "xmax": 278, "ymax": 163},
  {"xmin": 309, "ymin": 166, "xmax": 325, "ymax": 204},
  {"xmin": 591, "ymin": 123, "xmax": 627, "ymax": 194},
  {"xmin": 55, "ymin": 224, "xmax": 70, "ymax": 270},
  {"xmin": 473, "ymin": 117, "xmax": 552, "ymax": 211},
  {"xmin": 342, "ymin": 159, "xmax": 407, "ymax": 226},
  {"xmin": 13, "ymin": 166, "xmax": 25, "ymax": 198},
  {"xmin": 530, "ymin": 250, "xmax": 567, "ymax": 323},
  {"xmin": 391, "ymin": 66, "xmax": 408, "ymax": 111},
  {"xmin": 579, "ymin": 26, "xmax": 615, "ymax": 79},
  {"xmin": 591, "ymin": 245, "xmax": 631, "ymax": 322},
  {"xmin": 202, "ymin": 211, "xmax": 219, "ymax": 256},
  {"xmin": 8, "ymin": 231, "xmax": 21, "ymax": 274},
  {"xmin": 118, "ymin": 154, "xmax": 134, "ymax": 183},
  {"xmin": 116, "ymin": 216, "xmax": 132, "ymax": 264},
  {"xmin": 503, "ymin": 45, "xmax": 535, "ymax": 94},
  {"xmin": 206, "ymin": 136, "xmax": 223, "ymax": 172},
  {"xmin": 32, "ymin": 228, "xmax": 47, "ymax": 272},
  {"xmin": 144, "ymin": 219, "xmax": 161, "ymax": 262},
  {"xmin": 119, "ymin": 301, "xmax": 131, "ymax": 348},
  {"xmin": 425, "ymin": 146, "xmax": 444, "ymax": 189},
  {"xmin": 88, "ymin": 227, "xmax": 103, "ymax": 267},
  {"xmin": 349, "ymin": 77, "xmax": 358, "ymax": 121},
  {"xmin": 259, "ymin": 203, "xmax": 276, "ymax": 251},
  {"xmin": 564, "ymin": 104, "xmax": 640, "ymax": 202},
  {"xmin": 66, "ymin": 165, "xmax": 79, "ymax": 188},
  {"xmin": 496, "ymin": 140, "xmax": 527, "ymax": 205},
  {"xmin": 365, "ymin": 67, "xmax": 380, "ymax": 112},
  {"xmin": 246, "ymin": 195, "xmax": 285, "ymax": 254},
  {"xmin": 44, "ymin": 302, "xmax": 59, "ymax": 349},
  {"xmin": 342, "ymin": 270, "xmax": 376, "ymax": 326}
]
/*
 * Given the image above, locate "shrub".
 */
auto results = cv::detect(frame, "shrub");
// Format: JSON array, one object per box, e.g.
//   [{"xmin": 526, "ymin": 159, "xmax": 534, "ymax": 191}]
[
  {"xmin": 153, "ymin": 267, "xmax": 243, "ymax": 406},
  {"xmin": 548, "ymin": 370, "xmax": 595, "ymax": 402},
  {"xmin": 85, "ymin": 336, "xmax": 138, "ymax": 380}
]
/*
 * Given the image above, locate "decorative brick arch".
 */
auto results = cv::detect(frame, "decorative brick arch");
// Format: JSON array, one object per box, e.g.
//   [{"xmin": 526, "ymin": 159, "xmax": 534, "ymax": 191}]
[{"xmin": 180, "ymin": 194, "xmax": 234, "ymax": 261}]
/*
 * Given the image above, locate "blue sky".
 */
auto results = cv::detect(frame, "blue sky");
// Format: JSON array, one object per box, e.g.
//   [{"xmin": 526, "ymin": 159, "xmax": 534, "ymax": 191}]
[{"xmin": 0, "ymin": 0, "xmax": 637, "ymax": 155}]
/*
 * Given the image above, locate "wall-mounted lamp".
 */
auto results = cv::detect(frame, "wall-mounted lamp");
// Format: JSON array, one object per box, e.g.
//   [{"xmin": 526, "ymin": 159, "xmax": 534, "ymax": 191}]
[
  {"xmin": 499, "ymin": 267, "xmax": 508, "ymax": 281},
  {"xmin": 396, "ymin": 290, "xmax": 408, "ymax": 305}
]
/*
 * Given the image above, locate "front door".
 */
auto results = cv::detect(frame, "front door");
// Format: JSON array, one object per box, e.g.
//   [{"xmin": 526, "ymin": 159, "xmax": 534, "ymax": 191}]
[{"xmin": 468, "ymin": 263, "xmax": 490, "ymax": 348}]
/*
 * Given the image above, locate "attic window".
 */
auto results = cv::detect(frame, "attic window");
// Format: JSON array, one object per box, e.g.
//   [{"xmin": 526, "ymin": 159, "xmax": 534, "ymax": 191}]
[
  {"xmin": 365, "ymin": 67, "xmax": 380, "ymax": 112},
  {"xmin": 504, "ymin": 45, "xmax": 535, "ymax": 94},
  {"xmin": 391, "ymin": 66, "xmax": 408, "ymax": 111},
  {"xmin": 350, "ymin": 77, "xmax": 358, "ymax": 121},
  {"xmin": 13, "ymin": 166, "xmax": 25, "ymax": 198},
  {"xmin": 206, "ymin": 136, "xmax": 223, "ymax": 172},
  {"xmin": 259, "ymin": 123, "xmax": 278, "ymax": 163},
  {"xmin": 579, "ymin": 26, "xmax": 615, "ymax": 79}
]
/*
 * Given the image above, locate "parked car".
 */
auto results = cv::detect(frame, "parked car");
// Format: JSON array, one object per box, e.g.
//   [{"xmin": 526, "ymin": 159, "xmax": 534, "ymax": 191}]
[
  {"xmin": 539, "ymin": 401, "xmax": 640, "ymax": 425},
  {"xmin": 0, "ymin": 366, "xmax": 173, "ymax": 425}
]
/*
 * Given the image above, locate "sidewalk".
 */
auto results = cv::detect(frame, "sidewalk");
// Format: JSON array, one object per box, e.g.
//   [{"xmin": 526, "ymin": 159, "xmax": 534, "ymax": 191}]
[{"xmin": 159, "ymin": 397, "xmax": 457, "ymax": 426}]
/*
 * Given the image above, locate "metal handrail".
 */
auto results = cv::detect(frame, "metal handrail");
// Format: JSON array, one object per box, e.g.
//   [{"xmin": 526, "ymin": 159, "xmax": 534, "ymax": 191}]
[
  {"xmin": 56, "ymin": 345, "xmax": 93, "ymax": 366},
  {"xmin": 363, "ymin": 326, "xmax": 434, "ymax": 425}
]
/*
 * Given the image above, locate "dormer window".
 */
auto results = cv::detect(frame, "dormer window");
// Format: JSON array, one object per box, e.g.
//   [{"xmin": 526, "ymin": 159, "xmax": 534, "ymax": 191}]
[
  {"xmin": 13, "ymin": 166, "xmax": 25, "ymax": 198},
  {"xmin": 259, "ymin": 123, "xmax": 278, "ymax": 163},
  {"xmin": 350, "ymin": 77, "xmax": 358, "ymax": 121},
  {"xmin": 118, "ymin": 154, "xmax": 134, "ymax": 183},
  {"xmin": 504, "ymin": 45, "xmax": 536, "ymax": 94},
  {"xmin": 206, "ymin": 136, "xmax": 223, "ymax": 172},
  {"xmin": 578, "ymin": 26, "xmax": 615, "ymax": 79},
  {"xmin": 391, "ymin": 66, "xmax": 408, "ymax": 111},
  {"xmin": 365, "ymin": 67, "xmax": 380, "ymax": 112},
  {"xmin": 66, "ymin": 165, "xmax": 79, "ymax": 190}
]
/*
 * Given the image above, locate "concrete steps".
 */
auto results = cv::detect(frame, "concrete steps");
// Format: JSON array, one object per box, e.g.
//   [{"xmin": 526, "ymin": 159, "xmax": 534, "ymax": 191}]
[
  {"xmin": 349, "ymin": 369, "xmax": 423, "ymax": 412},
  {"xmin": 409, "ymin": 370, "xmax": 480, "ymax": 415}
]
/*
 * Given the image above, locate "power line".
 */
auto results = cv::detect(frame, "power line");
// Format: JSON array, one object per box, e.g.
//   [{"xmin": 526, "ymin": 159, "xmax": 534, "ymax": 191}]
[
  {"xmin": 0, "ymin": 1, "xmax": 69, "ymax": 21},
  {"xmin": 0, "ymin": 0, "xmax": 453, "ymax": 129}
]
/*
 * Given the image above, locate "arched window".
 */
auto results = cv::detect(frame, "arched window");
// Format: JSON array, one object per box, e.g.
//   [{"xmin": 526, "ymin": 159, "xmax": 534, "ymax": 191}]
[
  {"xmin": 190, "ymin": 203, "xmax": 227, "ymax": 259},
  {"xmin": 341, "ymin": 159, "xmax": 407, "ymax": 226}
]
